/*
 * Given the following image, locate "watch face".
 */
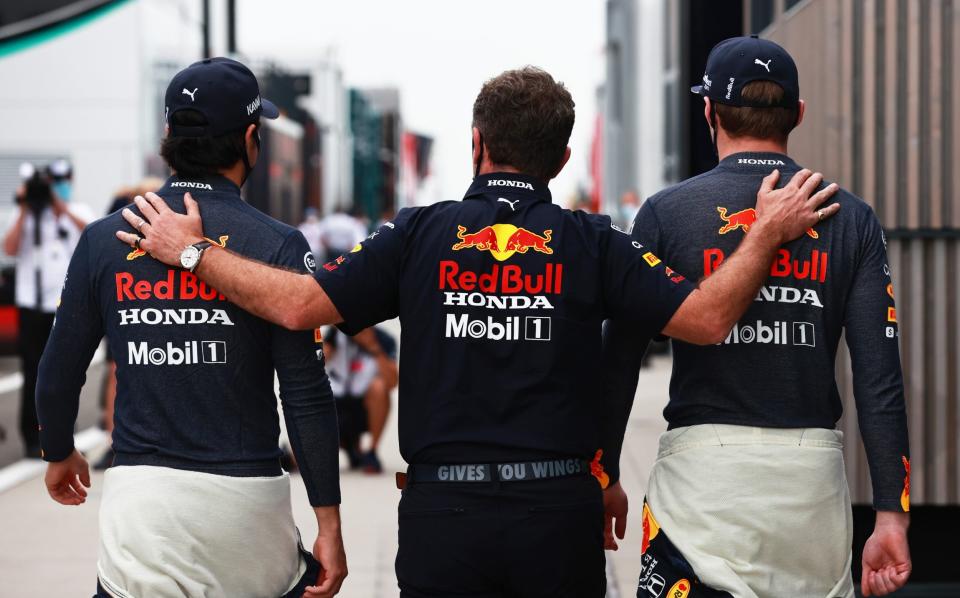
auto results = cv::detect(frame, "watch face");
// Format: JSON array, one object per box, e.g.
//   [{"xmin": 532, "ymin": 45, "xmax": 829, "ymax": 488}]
[{"xmin": 180, "ymin": 245, "xmax": 200, "ymax": 270}]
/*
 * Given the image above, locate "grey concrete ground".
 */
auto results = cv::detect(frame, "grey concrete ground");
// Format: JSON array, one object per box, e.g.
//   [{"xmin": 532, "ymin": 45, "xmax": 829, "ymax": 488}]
[{"xmin": 0, "ymin": 344, "xmax": 672, "ymax": 597}]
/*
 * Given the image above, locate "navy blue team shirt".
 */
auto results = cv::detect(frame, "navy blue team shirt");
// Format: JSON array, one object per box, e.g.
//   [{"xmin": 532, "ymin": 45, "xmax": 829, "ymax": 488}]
[
  {"xmin": 604, "ymin": 152, "xmax": 910, "ymax": 511},
  {"xmin": 36, "ymin": 175, "xmax": 341, "ymax": 507},
  {"xmin": 314, "ymin": 173, "xmax": 694, "ymax": 473}
]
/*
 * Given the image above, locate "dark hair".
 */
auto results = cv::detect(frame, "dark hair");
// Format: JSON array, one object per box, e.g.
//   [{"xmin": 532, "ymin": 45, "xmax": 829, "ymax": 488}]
[
  {"xmin": 160, "ymin": 110, "xmax": 256, "ymax": 178},
  {"xmin": 472, "ymin": 66, "xmax": 575, "ymax": 182},
  {"xmin": 715, "ymin": 80, "xmax": 799, "ymax": 141}
]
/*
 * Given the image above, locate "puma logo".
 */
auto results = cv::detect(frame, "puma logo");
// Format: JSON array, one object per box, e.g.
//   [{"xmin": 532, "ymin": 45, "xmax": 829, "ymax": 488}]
[
  {"xmin": 497, "ymin": 197, "xmax": 519, "ymax": 211},
  {"xmin": 754, "ymin": 58, "xmax": 772, "ymax": 72},
  {"xmin": 182, "ymin": 87, "xmax": 198, "ymax": 102}
]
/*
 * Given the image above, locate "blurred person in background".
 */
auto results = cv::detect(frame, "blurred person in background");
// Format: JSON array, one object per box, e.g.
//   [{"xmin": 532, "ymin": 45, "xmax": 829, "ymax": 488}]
[
  {"xmin": 3, "ymin": 163, "xmax": 88, "ymax": 458},
  {"xmin": 298, "ymin": 207, "xmax": 323, "ymax": 255},
  {"xmin": 604, "ymin": 36, "xmax": 910, "ymax": 597},
  {"xmin": 324, "ymin": 325, "xmax": 398, "ymax": 474},
  {"xmin": 95, "ymin": 177, "xmax": 164, "ymax": 471},
  {"xmin": 617, "ymin": 189, "xmax": 640, "ymax": 231},
  {"xmin": 318, "ymin": 206, "xmax": 367, "ymax": 262},
  {"xmin": 48, "ymin": 158, "xmax": 96, "ymax": 223}
]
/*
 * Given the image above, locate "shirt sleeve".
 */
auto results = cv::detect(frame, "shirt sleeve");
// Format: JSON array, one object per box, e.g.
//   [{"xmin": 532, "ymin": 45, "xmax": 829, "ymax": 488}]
[
  {"xmin": 843, "ymin": 210, "xmax": 910, "ymax": 512},
  {"xmin": 273, "ymin": 231, "xmax": 341, "ymax": 506},
  {"xmin": 599, "ymin": 214, "xmax": 695, "ymax": 338},
  {"xmin": 313, "ymin": 208, "xmax": 415, "ymax": 335},
  {"xmin": 36, "ymin": 231, "xmax": 104, "ymax": 461},
  {"xmin": 596, "ymin": 201, "xmax": 666, "ymax": 484}
]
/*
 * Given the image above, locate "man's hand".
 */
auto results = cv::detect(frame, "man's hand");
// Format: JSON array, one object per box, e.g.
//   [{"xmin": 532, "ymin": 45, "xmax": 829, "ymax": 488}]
[
  {"xmin": 603, "ymin": 481, "xmax": 628, "ymax": 550},
  {"xmin": 662, "ymin": 169, "xmax": 839, "ymax": 345},
  {"xmin": 303, "ymin": 506, "xmax": 348, "ymax": 597},
  {"xmin": 116, "ymin": 192, "xmax": 205, "ymax": 267},
  {"xmin": 44, "ymin": 449, "xmax": 91, "ymax": 506},
  {"xmin": 861, "ymin": 511, "xmax": 911, "ymax": 596},
  {"xmin": 753, "ymin": 168, "xmax": 839, "ymax": 245}
]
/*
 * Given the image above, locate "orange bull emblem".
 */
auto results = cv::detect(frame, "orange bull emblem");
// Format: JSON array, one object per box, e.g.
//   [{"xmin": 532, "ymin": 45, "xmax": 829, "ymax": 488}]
[
  {"xmin": 127, "ymin": 234, "xmax": 229, "ymax": 260},
  {"xmin": 717, "ymin": 206, "xmax": 819, "ymax": 239},
  {"xmin": 901, "ymin": 456, "xmax": 910, "ymax": 512},
  {"xmin": 589, "ymin": 450, "xmax": 609, "ymax": 489},
  {"xmin": 641, "ymin": 502, "xmax": 660, "ymax": 555},
  {"xmin": 452, "ymin": 224, "xmax": 553, "ymax": 262}
]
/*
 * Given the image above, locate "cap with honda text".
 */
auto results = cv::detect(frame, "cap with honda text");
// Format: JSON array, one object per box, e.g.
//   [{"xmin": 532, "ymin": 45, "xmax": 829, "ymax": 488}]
[
  {"xmin": 690, "ymin": 35, "xmax": 799, "ymax": 108},
  {"xmin": 165, "ymin": 57, "xmax": 280, "ymax": 138}
]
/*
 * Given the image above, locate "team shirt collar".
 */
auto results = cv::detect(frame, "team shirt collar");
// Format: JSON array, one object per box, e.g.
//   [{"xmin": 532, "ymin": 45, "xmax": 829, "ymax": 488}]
[
  {"xmin": 464, "ymin": 172, "xmax": 553, "ymax": 203},
  {"xmin": 718, "ymin": 151, "xmax": 800, "ymax": 173},
  {"xmin": 161, "ymin": 174, "xmax": 241, "ymax": 196}
]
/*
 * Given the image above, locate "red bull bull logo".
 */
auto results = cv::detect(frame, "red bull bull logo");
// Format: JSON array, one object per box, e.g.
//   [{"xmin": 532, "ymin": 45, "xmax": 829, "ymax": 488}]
[
  {"xmin": 901, "ymin": 456, "xmax": 910, "ymax": 512},
  {"xmin": 717, "ymin": 206, "xmax": 819, "ymax": 239},
  {"xmin": 589, "ymin": 449, "xmax": 610, "ymax": 489},
  {"xmin": 452, "ymin": 224, "xmax": 553, "ymax": 261},
  {"xmin": 127, "ymin": 235, "xmax": 229, "ymax": 261},
  {"xmin": 641, "ymin": 502, "xmax": 661, "ymax": 555}
]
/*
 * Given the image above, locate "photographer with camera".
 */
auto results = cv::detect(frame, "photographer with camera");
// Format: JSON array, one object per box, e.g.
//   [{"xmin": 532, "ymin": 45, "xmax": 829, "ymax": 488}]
[{"xmin": 4, "ymin": 163, "xmax": 88, "ymax": 458}]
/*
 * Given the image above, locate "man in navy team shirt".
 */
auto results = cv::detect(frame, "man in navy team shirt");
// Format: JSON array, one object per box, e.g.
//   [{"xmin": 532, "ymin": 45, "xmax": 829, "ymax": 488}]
[{"xmin": 37, "ymin": 58, "xmax": 346, "ymax": 598}]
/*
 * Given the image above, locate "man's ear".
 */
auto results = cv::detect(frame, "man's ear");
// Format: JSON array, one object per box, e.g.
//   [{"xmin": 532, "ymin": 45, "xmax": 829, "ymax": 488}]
[
  {"xmin": 703, "ymin": 97, "xmax": 713, "ymax": 132},
  {"xmin": 245, "ymin": 123, "xmax": 259, "ymax": 162},
  {"xmin": 164, "ymin": 124, "xmax": 170, "ymax": 136},
  {"xmin": 796, "ymin": 99, "xmax": 806, "ymax": 128},
  {"xmin": 472, "ymin": 127, "xmax": 482, "ymax": 166},
  {"xmin": 551, "ymin": 147, "xmax": 572, "ymax": 180}
]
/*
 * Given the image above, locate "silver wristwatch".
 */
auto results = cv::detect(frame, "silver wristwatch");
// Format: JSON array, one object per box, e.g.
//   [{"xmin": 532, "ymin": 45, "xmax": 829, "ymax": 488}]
[{"xmin": 179, "ymin": 241, "xmax": 212, "ymax": 273}]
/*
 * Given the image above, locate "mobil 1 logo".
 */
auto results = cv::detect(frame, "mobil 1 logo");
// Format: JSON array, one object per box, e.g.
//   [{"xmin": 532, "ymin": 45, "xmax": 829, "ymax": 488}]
[
  {"xmin": 444, "ymin": 314, "xmax": 552, "ymax": 341},
  {"xmin": 128, "ymin": 340, "xmax": 227, "ymax": 366},
  {"xmin": 722, "ymin": 320, "xmax": 816, "ymax": 347}
]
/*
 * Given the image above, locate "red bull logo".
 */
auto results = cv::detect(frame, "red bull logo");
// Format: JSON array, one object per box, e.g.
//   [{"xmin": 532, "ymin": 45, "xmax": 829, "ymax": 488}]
[
  {"xmin": 901, "ymin": 456, "xmax": 910, "ymax": 512},
  {"xmin": 127, "ymin": 235, "xmax": 229, "ymax": 261},
  {"xmin": 704, "ymin": 248, "xmax": 828, "ymax": 283},
  {"xmin": 641, "ymin": 502, "xmax": 660, "ymax": 555},
  {"xmin": 717, "ymin": 206, "xmax": 819, "ymax": 239},
  {"xmin": 589, "ymin": 449, "xmax": 610, "ymax": 489},
  {"xmin": 452, "ymin": 224, "xmax": 553, "ymax": 261}
]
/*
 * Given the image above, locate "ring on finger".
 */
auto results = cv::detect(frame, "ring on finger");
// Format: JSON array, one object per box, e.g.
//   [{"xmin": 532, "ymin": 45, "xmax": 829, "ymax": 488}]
[
  {"xmin": 136, "ymin": 218, "xmax": 147, "ymax": 232},
  {"xmin": 817, "ymin": 209, "xmax": 824, "ymax": 221},
  {"xmin": 134, "ymin": 237, "xmax": 142, "ymax": 250}
]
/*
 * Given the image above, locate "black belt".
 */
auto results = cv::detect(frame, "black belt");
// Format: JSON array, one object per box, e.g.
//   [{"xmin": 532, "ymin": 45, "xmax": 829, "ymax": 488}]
[{"xmin": 406, "ymin": 459, "xmax": 591, "ymax": 484}]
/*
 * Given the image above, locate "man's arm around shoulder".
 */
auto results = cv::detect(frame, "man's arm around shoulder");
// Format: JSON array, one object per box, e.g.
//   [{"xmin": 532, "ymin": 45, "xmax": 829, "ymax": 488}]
[{"xmin": 116, "ymin": 192, "xmax": 340, "ymax": 329}]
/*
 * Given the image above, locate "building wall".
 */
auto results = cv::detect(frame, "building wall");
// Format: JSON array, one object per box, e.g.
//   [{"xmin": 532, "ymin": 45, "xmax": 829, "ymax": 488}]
[
  {"xmin": 759, "ymin": 0, "xmax": 959, "ymax": 506},
  {"xmin": 0, "ymin": 0, "xmax": 203, "ymax": 216}
]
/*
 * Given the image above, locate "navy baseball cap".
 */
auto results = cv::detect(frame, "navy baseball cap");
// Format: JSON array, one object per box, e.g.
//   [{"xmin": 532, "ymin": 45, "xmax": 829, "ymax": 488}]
[
  {"xmin": 165, "ymin": 57, "xmax": 279, "ymax": 138},
  {"xmin": 690, "ymin": 36, "xmax": 799, "ymax": 108}
]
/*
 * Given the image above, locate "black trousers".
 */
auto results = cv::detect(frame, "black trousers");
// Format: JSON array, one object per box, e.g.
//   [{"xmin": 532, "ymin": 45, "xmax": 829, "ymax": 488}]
[
  {"xmin": 396, "ymin": 474, "xmax": 606, "ymax": 598},
  {"xmin": 18, "ymin": 307, "xmax": 55, "ymax": 453}
]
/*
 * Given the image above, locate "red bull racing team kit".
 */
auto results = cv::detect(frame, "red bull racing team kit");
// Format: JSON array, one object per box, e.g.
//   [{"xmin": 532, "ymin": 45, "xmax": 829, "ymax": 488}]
[
  {"xmin": 35, "ymin": 175, "xmax": 339, "ymax": 596},
  {"xmin": 313, "ymin": 173, "xmax": 694, "ymax": 597},
  {"xmin": 604, "ymin": 152, "xmax": 910, "ymax": 597}
]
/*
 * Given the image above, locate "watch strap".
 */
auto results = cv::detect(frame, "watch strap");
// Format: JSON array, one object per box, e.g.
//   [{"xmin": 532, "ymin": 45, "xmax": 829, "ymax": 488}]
[{"xmin": 188, "ymin": 240, "xmax": 213, "ymax": 272}]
